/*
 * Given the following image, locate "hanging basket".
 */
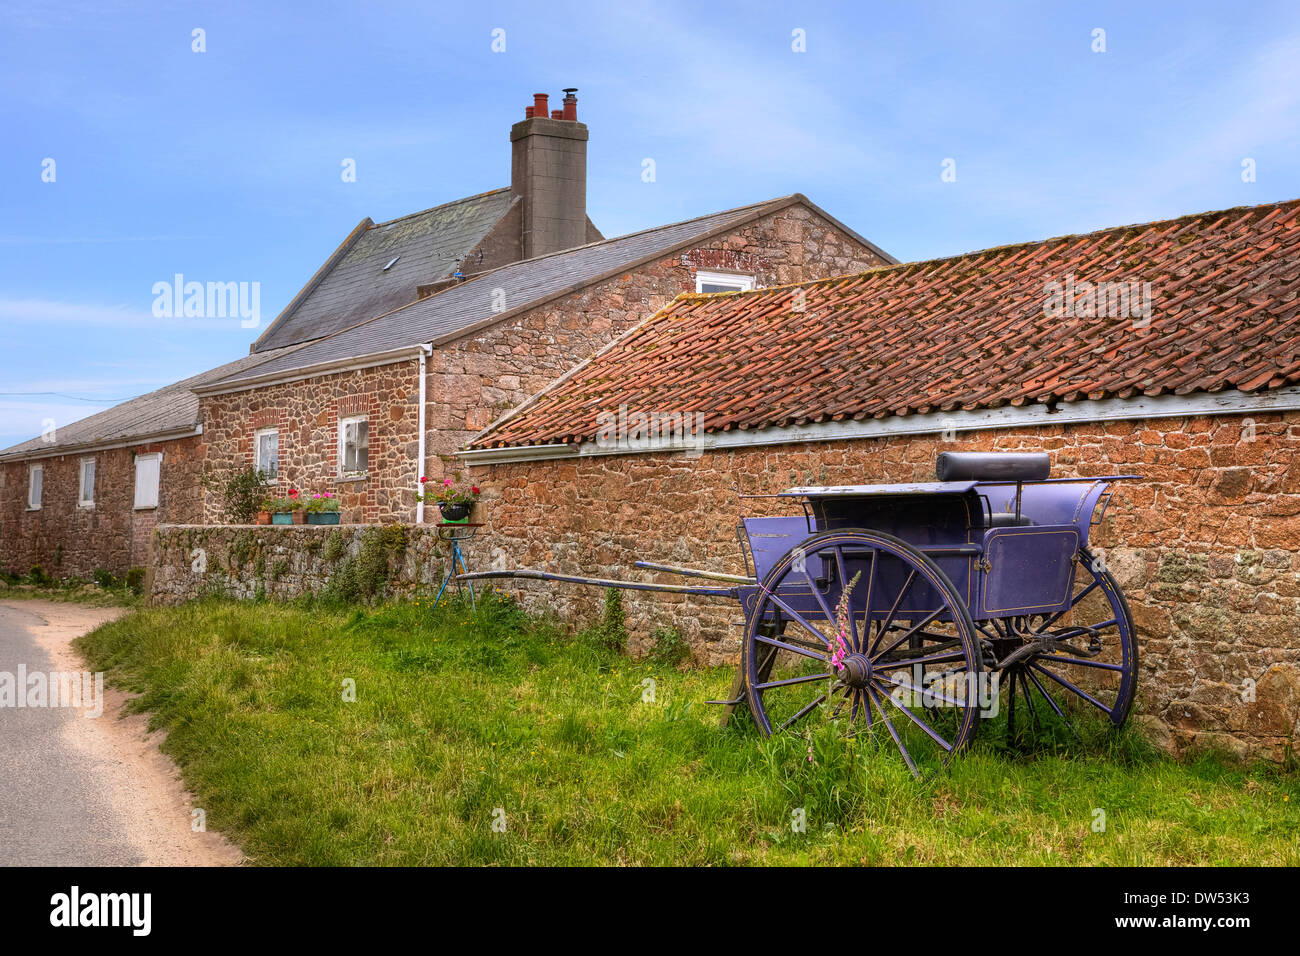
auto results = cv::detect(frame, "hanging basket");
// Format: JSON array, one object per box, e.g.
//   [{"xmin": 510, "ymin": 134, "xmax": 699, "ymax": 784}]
[{"xmin": 438, "ymin": 501, "xmax": 471, "ymax": 523}]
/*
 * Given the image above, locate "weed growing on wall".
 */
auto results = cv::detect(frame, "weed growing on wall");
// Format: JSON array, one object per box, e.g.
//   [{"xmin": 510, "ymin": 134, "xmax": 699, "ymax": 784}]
[
  {"xmin": 322, "ymin": 525, "xmax": 409, "ymax": 605},
  {"xmin": 580, "ymin": 587, "xmax": 629, "ymax": 654}
]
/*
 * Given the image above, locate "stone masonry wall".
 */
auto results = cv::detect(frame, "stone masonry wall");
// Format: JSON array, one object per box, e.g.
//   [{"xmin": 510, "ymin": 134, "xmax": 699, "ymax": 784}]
[
  {"xmin": 199, "ymin": 361, "xmax": 421, "ymax": 525},
  {"xmin": 146, "ymin": 523, "xmax": 452, "ymax": 604},
  {"xmin": 0, "ymin": 435, "xmax": 202, "ymax": 578},
  {"xmin": 469, "ymin": 411, "xmax": 1300, "ymax": 762}
]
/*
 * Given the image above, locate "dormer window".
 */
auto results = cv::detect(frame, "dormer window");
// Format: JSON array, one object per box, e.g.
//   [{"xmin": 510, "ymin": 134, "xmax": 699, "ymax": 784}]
[{"xmin": 696, "ymin": 270, "xmax": 754, "ymax": 294}]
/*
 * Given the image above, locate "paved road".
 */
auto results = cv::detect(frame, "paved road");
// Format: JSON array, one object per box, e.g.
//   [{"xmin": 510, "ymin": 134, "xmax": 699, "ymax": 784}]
[{"xmin": 0, "ymin": 602, "xmax": 142, "ymax": 865}]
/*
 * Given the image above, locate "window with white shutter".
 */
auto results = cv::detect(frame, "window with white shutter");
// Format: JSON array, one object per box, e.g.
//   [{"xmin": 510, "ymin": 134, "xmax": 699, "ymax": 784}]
[
  {"xmin": 134, "ymin": 453, "xmax": 161, "ymax": 509},
  {"xmin": 338, "ymin": 417, "xmax": 369, "ymax": 476}
]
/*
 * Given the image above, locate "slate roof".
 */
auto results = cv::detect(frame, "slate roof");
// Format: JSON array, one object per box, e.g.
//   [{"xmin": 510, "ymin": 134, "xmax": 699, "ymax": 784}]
[
  {"xmin": 470, "ymin": 198, "xmax": 1300, "ymax": 449},
  {"xmin": 203, "ymin": 194, "xmax": 883, "ymax": 391},
  {"xmin": 252, "ymin": 189, "xmax": 517, "ymax": 352},
  {"xmin": 0, "ymin": 348, "xmax": 297, "ymax": 461}
]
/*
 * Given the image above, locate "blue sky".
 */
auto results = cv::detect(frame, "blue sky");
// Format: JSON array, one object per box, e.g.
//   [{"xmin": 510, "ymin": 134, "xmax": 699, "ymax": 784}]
[{"xmin": 2, "ymin": 0, "xmax": 1298, "ymax": 447}]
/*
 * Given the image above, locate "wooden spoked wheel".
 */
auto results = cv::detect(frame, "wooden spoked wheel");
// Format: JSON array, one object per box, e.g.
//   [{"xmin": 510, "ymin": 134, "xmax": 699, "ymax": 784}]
[
  {"xmin": 743, "ymin": 529, "xmax": 983, "ymax": 776},
  {"xmin": 984, "ymin": 547, "xmax": 1138, "ymax": 743}
]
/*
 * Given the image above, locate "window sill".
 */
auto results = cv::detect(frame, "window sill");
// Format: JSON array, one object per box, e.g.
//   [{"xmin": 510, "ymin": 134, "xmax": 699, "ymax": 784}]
[
  {"xmin": 26, "ymin": 506, "xmax": 41, "ymax": 512},
  {"xmin": 335, "ymin": 474, "xmax": 367, "ymax": 484},
  {"xmin": 133, "ymin": 505, "xmax": 158, "ymax": 512},
  {"xmin": 78, "ymin": 503, "xmax": 95, "ymax": 510}
]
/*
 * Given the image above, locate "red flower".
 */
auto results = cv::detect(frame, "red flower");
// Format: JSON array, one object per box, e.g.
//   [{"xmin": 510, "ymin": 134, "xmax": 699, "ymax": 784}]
[
  {"xmin": 420, "ymin": 476, "xmax": 428, "ymax": 484},
  {"xmin": 288, "ymin": 488, "xmax": 299, "ymax": 497},
  {"xmin": 471, "ymin": 486, "xmax": 481, "ymax": 495}
]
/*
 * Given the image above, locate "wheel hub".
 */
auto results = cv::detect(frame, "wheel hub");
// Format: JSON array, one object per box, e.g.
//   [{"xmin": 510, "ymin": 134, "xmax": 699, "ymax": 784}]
[{"xmin": 839, "ymin": 653, "xmax": 873, "ymax": 688}]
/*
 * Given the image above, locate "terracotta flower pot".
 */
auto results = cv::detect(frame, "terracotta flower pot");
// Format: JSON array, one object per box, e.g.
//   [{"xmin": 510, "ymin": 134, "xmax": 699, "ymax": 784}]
[
  {"xmin": 256, "ymin": 511, "xmax": 272, "ymax": 525},
  {"xmin": 292, "ymin": 510, "xmax": 307, "ymax": 524}
]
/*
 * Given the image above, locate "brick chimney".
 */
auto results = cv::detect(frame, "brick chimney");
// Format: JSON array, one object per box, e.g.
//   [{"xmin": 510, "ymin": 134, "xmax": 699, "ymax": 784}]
[{"xmin": 511, "ymin": 88, "xmax": 588, "ymax": 258}]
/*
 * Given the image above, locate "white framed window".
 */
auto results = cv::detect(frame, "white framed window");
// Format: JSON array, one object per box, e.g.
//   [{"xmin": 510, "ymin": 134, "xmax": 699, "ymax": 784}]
[
  {"xmin": 338, "ymin": 417, "xmax": 369, "ymax": 476},
  {"xmin": 78, "ymin": 458, "xmax": 96, "ymax": 507},
  {"xmin": 254, "ymin": 428, "xmax": 279, "ymax": 478},
  {"xmin": 27, "ymin": 464, "xmax": 42, "ymax": 510},
  {"xmin": 133, "ymin": 452, "xmax": 162, "ymax": 510},
  {"xmin": 695, "ymin": 270, "xmax": 754, "ymax": 294}
]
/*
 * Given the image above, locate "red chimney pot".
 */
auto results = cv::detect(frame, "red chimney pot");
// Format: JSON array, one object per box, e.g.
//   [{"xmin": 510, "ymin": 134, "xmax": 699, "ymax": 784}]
[
  {"xmin": 551, "ymin": 109, "xmax": 563, "ymax": 119},
  {"xmin": 525, "ymin": 106, "xmax": 534, "ymax": 119},
  {"xmin": 562, "ymin": 88, "xmax": 578, "ymax": 121},
  {"xmin": 533, "ymin": 93, "xmax": 549, "ymax": 118}
]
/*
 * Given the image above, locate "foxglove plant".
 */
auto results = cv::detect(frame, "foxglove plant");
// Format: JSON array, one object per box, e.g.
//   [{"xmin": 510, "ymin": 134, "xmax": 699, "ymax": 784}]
[{"xmin": 829, "ymin": 571, "xmax": 861, "ymax": 672}]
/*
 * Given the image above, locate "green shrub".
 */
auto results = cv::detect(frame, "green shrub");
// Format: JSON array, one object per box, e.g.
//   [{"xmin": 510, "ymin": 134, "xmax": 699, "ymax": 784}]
[
  {"xmin": 209, "ymin": 465, "xmax": 273, "ymax": 524},
  {"xmin": 92, "ymin": 568, "xmax": 118, "ymax": 590},
  {"xmin": 27, "ymin": 565, "xmax": 52, "ymax": 587},
  {"xmin": 648, "ymin": 625, "xmax": 691, "ymax": 668},
  {"xmin": 125, "ymin": 567, "xmax": 146, "ymax": 595}
]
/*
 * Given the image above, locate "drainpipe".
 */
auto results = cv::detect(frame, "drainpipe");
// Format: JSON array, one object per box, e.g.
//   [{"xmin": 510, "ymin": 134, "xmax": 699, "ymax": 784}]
[{"xmin": 415, "ymin": 344, "xmax": 432, "ymax": 524}]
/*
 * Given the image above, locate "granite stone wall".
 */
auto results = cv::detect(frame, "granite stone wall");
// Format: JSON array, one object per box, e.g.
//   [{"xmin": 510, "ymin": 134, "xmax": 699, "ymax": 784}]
[{"xmin": 146, "ymin": 523, "xmax": 454, "ymax": 604}]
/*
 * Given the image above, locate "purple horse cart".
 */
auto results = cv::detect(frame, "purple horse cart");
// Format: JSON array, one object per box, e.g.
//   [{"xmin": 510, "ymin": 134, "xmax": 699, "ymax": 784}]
[{"xmin": 461, "ymin": 452, "xmax": 1139, "ymax": 775}]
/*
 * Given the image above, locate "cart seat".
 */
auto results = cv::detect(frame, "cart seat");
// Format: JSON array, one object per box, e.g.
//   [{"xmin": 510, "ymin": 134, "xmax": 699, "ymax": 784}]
[
  {"xmin": 936, "ymin": 452, "xmax": 1050, "ymax": 482},
  {"xmin": 980, "ymin": 511, "xmax": 1034, "ymax": 528}
]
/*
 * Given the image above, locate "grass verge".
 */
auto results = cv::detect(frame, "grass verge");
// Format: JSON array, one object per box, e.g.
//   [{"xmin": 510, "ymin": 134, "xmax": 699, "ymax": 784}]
[{"xmin": 75, "ymin": 592, "xmax": 1300, "ymax": 865}]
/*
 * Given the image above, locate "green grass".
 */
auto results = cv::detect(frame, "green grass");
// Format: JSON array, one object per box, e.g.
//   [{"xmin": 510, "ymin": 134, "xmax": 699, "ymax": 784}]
[
  {"xmin": 75, "ymin": 593, "xmax": 1300, "ymax": 866},
  {"xmin": 0, "ymin": 581, "xmax": 141, "ymax": 608}
]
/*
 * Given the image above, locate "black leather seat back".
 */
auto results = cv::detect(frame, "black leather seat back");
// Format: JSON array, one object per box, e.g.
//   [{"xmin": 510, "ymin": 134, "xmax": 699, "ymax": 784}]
[{"xmin": 936, "ymin": 452, "xmax": 1050, "ymax": 482}]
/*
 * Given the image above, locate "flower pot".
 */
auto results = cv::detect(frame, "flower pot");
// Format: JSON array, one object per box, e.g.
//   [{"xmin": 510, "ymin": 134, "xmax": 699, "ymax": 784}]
[
  {"xmin": 292, "ymin": 510, "xmax": 307, "ymax": 524},
  {"xmin": 438, "ymin": 501, "xmax": 471, "ymax": 523},
  {"xmin": 256, "ymin": 511, "xmax": 272, "ymax": 525},
  {"xmin": 307, "ymin": 512, "xmax": 340, "ymax": 525},
  {"xmin": 271, "ymin": 512, "xmax": 294, "ymax": 525}
]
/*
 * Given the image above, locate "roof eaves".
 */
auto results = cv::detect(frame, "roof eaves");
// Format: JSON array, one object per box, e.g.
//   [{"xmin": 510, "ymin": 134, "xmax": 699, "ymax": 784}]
[{"xmin": 0, "ymin": 424, "xmax": 203, "ymax": 463}]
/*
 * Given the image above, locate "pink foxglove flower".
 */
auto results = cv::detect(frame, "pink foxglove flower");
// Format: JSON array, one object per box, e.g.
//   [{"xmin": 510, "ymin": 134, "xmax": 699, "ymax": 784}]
[{"xmin": 828, "ymin": 571, "xmax": 861, "ymax": 672}]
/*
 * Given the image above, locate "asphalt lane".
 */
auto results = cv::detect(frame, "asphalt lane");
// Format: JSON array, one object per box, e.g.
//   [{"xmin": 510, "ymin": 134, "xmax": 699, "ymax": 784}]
[{"xmin": 0, "ymin": 603, "xmax": 141, "ymax": 866}]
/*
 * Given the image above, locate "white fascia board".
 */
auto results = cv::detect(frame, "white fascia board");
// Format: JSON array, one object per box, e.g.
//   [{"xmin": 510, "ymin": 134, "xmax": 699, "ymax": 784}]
[
  {"xmin": 0, "ymin": 426, "xmax": 203, "ymax": 464},
  {"xmin": 456, "ymin": 386, "xmax": 1300, "ymax": 465}
]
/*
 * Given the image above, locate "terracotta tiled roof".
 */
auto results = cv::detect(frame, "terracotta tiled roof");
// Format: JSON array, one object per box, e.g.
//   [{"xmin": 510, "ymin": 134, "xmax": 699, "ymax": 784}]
[{"xmin": 472, "ymin": 199, "xmax": 1300, "ymax": 449}]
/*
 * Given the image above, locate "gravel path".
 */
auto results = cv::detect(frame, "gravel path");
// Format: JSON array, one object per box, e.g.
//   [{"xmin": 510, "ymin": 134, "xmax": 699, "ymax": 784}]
[{"xmin": 0, "ymin": 600, "xmax": 243, "ymax": 866}]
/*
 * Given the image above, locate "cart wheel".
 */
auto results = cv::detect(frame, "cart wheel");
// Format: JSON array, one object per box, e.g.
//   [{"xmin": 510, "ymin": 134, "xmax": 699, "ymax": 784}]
[
  {"xmin": 994, "ymin": 546, "xmax": 1138, "ymax": 741},
  {"xmin": 743, "ymin": 528, "xmax": 983, "ymax": 776}
]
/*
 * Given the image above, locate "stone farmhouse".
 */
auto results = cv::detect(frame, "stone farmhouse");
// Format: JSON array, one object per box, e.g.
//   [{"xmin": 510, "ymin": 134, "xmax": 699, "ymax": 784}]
[
  {"xmin": 463, "ymin": 199, "xmax": 1300, "ymax": 760},
  {"xmin": 0, "ymin": 90, "xmax": 892, "ymax": 578}
]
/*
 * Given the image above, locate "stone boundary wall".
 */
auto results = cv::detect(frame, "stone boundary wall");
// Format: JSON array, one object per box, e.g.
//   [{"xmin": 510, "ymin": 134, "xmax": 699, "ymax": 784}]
[{"xmin": 146, "ymin": 524, "xmax": 459, "ymax": 604}]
